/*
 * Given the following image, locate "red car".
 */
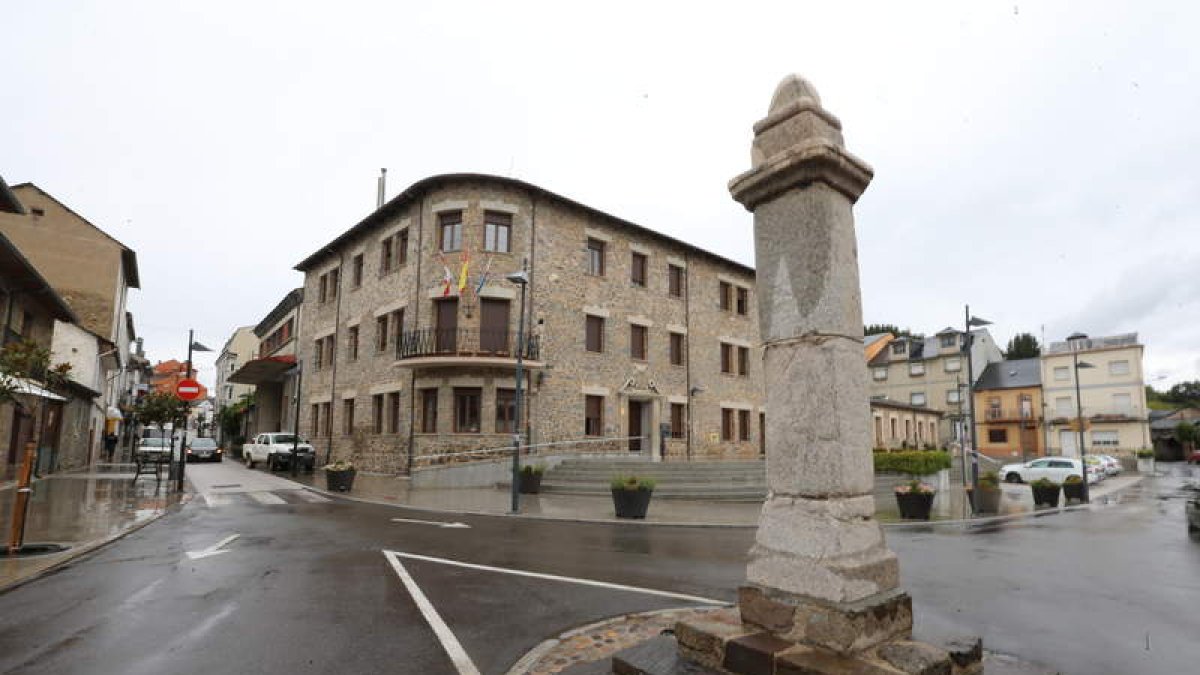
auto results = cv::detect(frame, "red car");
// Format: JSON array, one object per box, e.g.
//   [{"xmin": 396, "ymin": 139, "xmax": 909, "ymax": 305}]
[{"xmin": 1188, "ymin": 450, "xmax": 1200, "ymax": 464}]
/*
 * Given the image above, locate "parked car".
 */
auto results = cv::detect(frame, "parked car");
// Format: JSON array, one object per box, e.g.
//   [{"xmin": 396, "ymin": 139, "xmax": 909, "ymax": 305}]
[
  {"xmin": 1094, "ymin": 454, "xmax": 1122, "ymax": 476},
  {"xmin": 242, "ymin": 433, "xmax": 315, "ymax": 471},
  {"xmin": 135, "ymin": 437, "xmax": 172, "ymax": 461},
  {"xmin": 1188, "ymin": 450, "xmax": 1200, "ymax": 465},
  {"xmin": 186, "ymin": 437, "xmax": 222, "ymax": 463},
  {"xmin": 1000, "ymin": 457, "xmax": 1100, "ymax": 485},
  {"xmin": 1083, "ymin": 456, "xmax": 1107, "ymax": 482}
]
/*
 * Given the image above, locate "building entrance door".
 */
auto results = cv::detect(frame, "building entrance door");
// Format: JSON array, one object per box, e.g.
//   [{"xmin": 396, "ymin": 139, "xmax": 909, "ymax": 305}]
[
  {"xmin": 628, "ymin": 400, "xmax": 645, "ymax": 453},
  {"xmin": 1060, "ymin": 430, "xmax": 1078, "ymax": 457},
  {"xmin": 435, "ymin": 299, "xmax": 459, "ymax": 353}
]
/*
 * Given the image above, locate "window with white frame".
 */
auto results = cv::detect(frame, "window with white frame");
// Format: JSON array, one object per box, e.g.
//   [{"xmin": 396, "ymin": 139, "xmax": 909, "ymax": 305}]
[
  {"xmin": 872, "ymin": 367, "xmax": 888, "ymax": 381},
  {"xmin": 1055, "ymin": 396, "xmax": 1073, "ymax": 416},
  {"xmin": 943, "ymin": 357, "xmax": 961, "ymax": 373},
  {"xmin": 1112, "ymin": 393, "xmax": 1133, "ymax": 413},
  {"xmin": 1091, "ymin": 430, "xmax": 1119, "ymax": 447},
  {"xmin": 939, "ymin": 334, "xmax": 957, "ymax": 348},
  {"xmin": 946, "ymin": 389, "xmax": 961, "ymax": 404},
  {"xmin": 909, "ymin": 361, "xmax": 925, "ymax": 376},
  {"xmin": 910, "ymin": 392, "xmax": 927, "ymax": 406},
  {"xmin": 1108, "ymin": 360, "xmax": 1130, "ymax": 376},
  {"xmin": 1053, "ymin": 366, "xmax": 1069, "ymax": 381}
]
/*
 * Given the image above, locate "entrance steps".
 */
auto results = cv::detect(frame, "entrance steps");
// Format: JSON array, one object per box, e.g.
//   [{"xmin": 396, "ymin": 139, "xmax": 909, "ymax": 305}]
[{"xmin": 514, "ymin": 457, "xmax": 768, "ymax": 501}]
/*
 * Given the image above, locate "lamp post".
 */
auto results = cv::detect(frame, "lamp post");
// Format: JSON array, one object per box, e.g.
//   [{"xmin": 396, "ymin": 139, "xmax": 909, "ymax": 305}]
[
  {"xmin": 175, "ymin": 330, "xmax": 213, "ymax": 492},
  {"xmin": 963, "ymin": 306, "xmax": 991, "ymax": 514},
  {"xmin": 506, "ymin": 260, "xmax": 529, "ymax": 514},
  {"xmin": 1068, "ymin": 332, "xmax": 1095, "ymax": 503}
]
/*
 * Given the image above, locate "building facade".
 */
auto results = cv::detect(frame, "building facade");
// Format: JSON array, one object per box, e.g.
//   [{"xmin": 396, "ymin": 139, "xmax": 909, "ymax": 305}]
[
  {"xmin": 214, "ymin": 326, "xmax": 258, "ymax": 418},
  {"xmin": 293, "ymin": 174, "xmax": 763, "ymax": 473},
  {"xmin": 1040, "ymin": 333, "xmax": 1149, "ymax": 455},
  {"xmin": 228, "ymin": 289, "xmax": 303, "ymax": 441},
  {"xmin": 867, "ymin": 327, "xmax": 1004, "ymax": 443},
  {"xmin": 972, "ymin": 358, "xmax": 1044, "ymax": 460},
  {"xmin": 870, "ymin": 399, "xmax": 943, "ymax": 450}
]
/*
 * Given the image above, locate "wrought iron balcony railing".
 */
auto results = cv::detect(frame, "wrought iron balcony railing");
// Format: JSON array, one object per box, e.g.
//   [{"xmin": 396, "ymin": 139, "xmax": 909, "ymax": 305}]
[{"xmin": 397, "ymin": 328, "xmax": 540, "ymax": 361}]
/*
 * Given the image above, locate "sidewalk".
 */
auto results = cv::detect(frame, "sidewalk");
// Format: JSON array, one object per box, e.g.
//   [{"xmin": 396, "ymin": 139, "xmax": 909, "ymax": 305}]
[
  {"xmin": 0, "ymin": 464, "xmax": 181, "ymax": 592},
  {"xmin": 287, "ymin": 468, "xmax": 1145, "ymax": 527}
]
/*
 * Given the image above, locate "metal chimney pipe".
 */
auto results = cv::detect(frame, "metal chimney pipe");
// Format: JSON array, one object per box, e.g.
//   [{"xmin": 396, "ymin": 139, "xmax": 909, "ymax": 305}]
[{"xmin": 376, "ymin": 168, "xmax": 387, "ymax": 209}]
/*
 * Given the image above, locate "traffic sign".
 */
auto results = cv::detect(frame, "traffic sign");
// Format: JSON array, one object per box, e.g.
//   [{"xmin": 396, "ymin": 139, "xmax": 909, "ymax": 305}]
[{"xmin": 175, "ymin": 378, "xmax": 202, "ymax": 401}]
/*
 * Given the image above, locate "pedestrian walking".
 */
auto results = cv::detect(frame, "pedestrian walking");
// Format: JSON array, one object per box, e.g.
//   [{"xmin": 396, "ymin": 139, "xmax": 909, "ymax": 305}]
[{"xmin": 104, "ymin": 432, "xmax": 118, "ymax": 462}]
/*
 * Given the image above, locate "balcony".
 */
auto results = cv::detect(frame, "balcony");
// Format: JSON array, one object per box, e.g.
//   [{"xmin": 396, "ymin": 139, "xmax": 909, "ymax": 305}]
[
  {"xmin": 1048, "ymin": 406, "xmax": 1145, "ymax": 425},
  {"xmin": 396, "ymin": 328, "xmax": 543, "ymax": 369},
  {"xmin": 982, "ymin": 408, "xmax": 1041, "ymax": 424}
]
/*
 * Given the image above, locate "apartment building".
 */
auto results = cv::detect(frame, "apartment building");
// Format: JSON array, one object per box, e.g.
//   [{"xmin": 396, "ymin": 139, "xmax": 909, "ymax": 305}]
[
  {"xmin": 867, "ymin": 327, "xmax": 1004, "ymax": 442},
  {"xmin": 293, "ymin": 173, "xmax": 762, "ymax": 473},
  {"xmin": 228, "ymin": 289, "xmax": 303, "ymax": 439},
  {"xmin": 973, "ymin": 358, "xmax": 1044, "ymax": 460},
  {"xmin": 215, "ymin": 326, "xmax": 257, "ymax": 409},
  {"xmin": 1041, "ymin": 333, "xmax": 1149, "ymax": 455}
]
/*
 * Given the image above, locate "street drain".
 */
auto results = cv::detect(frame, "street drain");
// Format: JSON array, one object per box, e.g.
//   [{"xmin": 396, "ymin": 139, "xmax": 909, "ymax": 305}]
[{"xmin": 5, "ymin": 543, "xmax": 70, "ymax": 558}]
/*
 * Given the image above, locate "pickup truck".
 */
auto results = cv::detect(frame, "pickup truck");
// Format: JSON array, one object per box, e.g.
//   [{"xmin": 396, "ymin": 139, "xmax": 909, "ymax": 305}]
[{"xmin": 242, "ymin": 433, "xmax": 316, "ymax": 471}]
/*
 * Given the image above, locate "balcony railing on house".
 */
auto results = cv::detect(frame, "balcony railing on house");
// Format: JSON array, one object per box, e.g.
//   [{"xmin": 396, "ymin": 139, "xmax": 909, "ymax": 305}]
[
  {"xmin": 397, "ymin": 328, "xmax": 541, "ymax": 362},
  {"xmin": 1048, "ymin": 406, "xmax": 1145, "ymax": 425},
  {"xmin": 982, "ymin": 408, "xmax": 1041, "ymax": 424}
]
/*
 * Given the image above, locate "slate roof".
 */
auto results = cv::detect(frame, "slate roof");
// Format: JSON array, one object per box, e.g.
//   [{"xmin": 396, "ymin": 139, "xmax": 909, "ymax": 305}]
[{"xmin": 974, "ymin": 358, "xmax": 1042, "ymax": 391}]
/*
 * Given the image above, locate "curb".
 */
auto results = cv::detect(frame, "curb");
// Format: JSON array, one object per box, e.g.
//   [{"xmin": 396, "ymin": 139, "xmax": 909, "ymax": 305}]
[
  {"xmin": 0, "ymin": 493, "xmax": 191, "ymax": 596},
  {"xmin": 283, "ymin": 472, "xmax": 1147, "ymax": 531}
]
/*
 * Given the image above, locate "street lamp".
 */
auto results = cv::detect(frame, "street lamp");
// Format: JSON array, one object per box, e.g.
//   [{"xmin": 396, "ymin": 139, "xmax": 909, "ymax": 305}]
[
  {"xmin": 963, "ymin": 305, "xmax": 991, "ymax": 514},
  {"xmin": 507, "ymin": 261, "xmax": 529, "ymax": 514},
  {"xmin": 1068, "ymin": 332, "xmax": 1095, "ymax": 503},
  {"xmin": 175, "ymin": 330, "xmax": 213, "ymax": 492}
]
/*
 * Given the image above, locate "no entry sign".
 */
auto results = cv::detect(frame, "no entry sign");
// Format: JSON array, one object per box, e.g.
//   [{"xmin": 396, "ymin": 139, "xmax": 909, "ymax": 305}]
[{"xmin": 175, "ymin": 378, "xmax": 202, "ymax": 402}]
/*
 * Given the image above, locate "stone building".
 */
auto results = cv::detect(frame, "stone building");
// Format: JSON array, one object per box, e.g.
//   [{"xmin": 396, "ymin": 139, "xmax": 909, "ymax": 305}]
[
  {"xmin": 293, "ymin": 173, "xmax": 762, "ymax": 473},
  {"xmin": 1041, "ymin": 332, "xmax": 1149, "ymax": 455},
  {"xmin": 867, "ymin": 327, "xmax": 1004, "ymax": 443},
  {"xmin": 869, "ymin": 399, "xmax": 944, "ymax": 450}
]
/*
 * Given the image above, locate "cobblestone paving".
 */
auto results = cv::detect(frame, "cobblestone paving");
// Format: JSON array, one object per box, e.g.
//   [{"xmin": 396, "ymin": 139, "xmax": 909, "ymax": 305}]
[{"xmin": 514, "ymin": 606, "xmax": 725, "ymax": 675}]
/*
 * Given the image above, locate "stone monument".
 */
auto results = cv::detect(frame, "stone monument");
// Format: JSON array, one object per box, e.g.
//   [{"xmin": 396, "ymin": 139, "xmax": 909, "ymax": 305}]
[{"xmin": 657, "ymin": 75, "xmax": 982, "ymax": 674}]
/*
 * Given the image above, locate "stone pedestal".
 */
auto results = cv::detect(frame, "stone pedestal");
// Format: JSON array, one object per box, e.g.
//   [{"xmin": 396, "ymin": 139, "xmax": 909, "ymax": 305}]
[{"xmin": 644, "ymin": 73, "xmax": 981, "ymax": 675}]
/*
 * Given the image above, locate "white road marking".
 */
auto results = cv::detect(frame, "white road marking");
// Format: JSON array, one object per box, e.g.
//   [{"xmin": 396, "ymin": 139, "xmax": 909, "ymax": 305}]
[
  {"xmin": 383, "ymin": 551, "xmax": 482, "ymax": 675},
  {"xmin": 203, "ymin": 493, "xmax": 235, "ymax": 507},
  {"xmin": 186, "ymin": 534, "xmax": 240, "ymax": 560},
  {"xmin": 385, "ymin": 550, "xmax": 726, "ymax": 605},
  {"xmin": 248, "ymin": 491, "xmax": 287, "ymax": 505},
  {"xmin": 291, "ymin": 490, "xmax": 332, "ymax": 503},
  {"xmin": 390, "ymin": 517, "xmax": 470, "ymax": 529}
]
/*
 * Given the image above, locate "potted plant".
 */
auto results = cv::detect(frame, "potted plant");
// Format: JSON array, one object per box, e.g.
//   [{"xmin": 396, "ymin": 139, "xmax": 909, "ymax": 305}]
[
  {"xmin": 968, "ymin": 471, "xmax": 1003, "ymax": 514},
  {"xmin": 1030, "ymin": 477, "xmax": 1060, "ymax": 507},
  {"xmin": 1062, "ymin": 474, "xmax": 1086, "ymax": 503},
  {"xmin": 518, "ymin": 464, "xmax": 546, "ymax": 494},
  {"xmin": 324, "ymin": 460, "xmax": 356, "ymax": 492},
  {"xmin": 894, "ymin": 480, "xmax": 935, "ymax": 520},
  {"xmin": 1136, "ymin": 448, "xmax": 1155, "ymax": 474},
  {"xmin": 611, "ymin": 475, "xmax": 656, "ymax": 519}
]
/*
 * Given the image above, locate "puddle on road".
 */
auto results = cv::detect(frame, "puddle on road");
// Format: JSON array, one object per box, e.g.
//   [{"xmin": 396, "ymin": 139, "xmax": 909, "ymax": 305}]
[{"xmin": 0, "ymin": 475, "xmax": 179, "ymax": 545}]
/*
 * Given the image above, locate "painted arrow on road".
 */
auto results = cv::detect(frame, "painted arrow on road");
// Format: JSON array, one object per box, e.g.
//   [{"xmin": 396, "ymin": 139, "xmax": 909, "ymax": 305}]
[
  {"xmin": 390, "ymin": 517, "xmax": 471, "ymax": 529},
  {"xmin": 186, "ymin": 534, "xmax": 240, "ymax": 560}
]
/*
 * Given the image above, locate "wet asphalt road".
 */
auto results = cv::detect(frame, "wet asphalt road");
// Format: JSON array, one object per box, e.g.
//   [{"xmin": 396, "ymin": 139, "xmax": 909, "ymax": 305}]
[{"xmin": 0, "ymin": 462, "xmax": 1198, "ymax": 675}]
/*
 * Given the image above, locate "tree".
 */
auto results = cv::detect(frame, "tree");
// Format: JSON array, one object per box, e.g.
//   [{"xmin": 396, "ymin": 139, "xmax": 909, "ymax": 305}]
[
  {"xmin": 865, "ymin": 324, "xmax": 914, "ymax": 338},
  {"xmin": 1176, "ymin": 422, "xmax": 1197, "ymax": 456},
  {"xmin": 218, "ymin": 393, "xmax": 253, "ymax": 443},
  {"xmin": 133, "ymin": 391, "xmax": 188, "ymax": 430},
  {"xmin": 1004, "ymin": 333, "xmax": 1041, "ymax": 359},
  {"xmin": 1165, "ymin": 381, "xmax": 1200, "ymax": 407},
  {"xmin": 0, "ymin": 339, "xmax": 73, "ymax": 554}
]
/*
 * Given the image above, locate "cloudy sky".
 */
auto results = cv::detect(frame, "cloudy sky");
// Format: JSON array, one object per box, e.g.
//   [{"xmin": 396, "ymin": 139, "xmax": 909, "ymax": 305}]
[{"xmin": 4, "ymin": 1, "xmax": 1197, "ymax": 389}]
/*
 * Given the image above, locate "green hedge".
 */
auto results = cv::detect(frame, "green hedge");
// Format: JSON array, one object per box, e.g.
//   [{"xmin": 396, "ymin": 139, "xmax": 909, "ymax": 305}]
[{"xmin": 873, "ymin": 451, "xmax": 951, "ymax": 476}]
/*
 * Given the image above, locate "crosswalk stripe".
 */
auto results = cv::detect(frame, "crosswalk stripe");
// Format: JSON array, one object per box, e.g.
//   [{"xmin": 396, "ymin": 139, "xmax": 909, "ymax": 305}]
[
  {"xmin": 248, "ymin": 491, "xmax": 287, "ymax": 505},
  {"xmin": 204, "ymin": 493, "xmax": 236, "ymax": 507},
  {"xmin": 290, "ymin": 490, "xmax": 332, "ymax": 503}
]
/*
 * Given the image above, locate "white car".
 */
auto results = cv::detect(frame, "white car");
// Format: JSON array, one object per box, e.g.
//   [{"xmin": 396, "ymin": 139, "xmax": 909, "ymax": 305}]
[
  {"xmin": 1000, "ymin": 457, "xmax": 1100, "ymax": 485},
  {"xmin": 242, "ymin": 433, "xmax": 316, "ymax": 471},
  {"xmin": 1095, "ymin": 454, "xmax": 1122, "ymax": 476}
]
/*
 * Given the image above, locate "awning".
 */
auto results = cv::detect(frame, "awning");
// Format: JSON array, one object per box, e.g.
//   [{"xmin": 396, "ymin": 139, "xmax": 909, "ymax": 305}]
[
  {"xmin": 0, "ymin": 376, "xmax": 68, "ymax": 402},
  {"xmin": 228, "ymin": 355, "xmax": 297, "ymax": 385}
]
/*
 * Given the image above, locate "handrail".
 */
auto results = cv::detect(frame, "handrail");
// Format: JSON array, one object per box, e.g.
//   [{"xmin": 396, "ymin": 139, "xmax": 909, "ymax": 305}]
[{"xmin": 397, "ymin": 327, "xmax": 540, "ymax": 360}]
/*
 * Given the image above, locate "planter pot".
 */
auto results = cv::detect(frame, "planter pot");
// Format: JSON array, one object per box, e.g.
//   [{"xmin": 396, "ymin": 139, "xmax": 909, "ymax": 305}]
[
  {"xmin": 1062, "ymin": 481, "xmax": 1086, "ymax": 503},
  {"xmin": 895, "ymin": 492, "xmax": 935, "ymax": 520},
  {"xmin": 325, "ymin": 469, "xmax": 357, "ymax": 492},
  {"xmin": 1137, "ymin": 458, "xmax": 1155, "ymax": 474},
  {"xmin": 971, "ymin": 486, "xmax": 1003, "ymax": 514},
  {"xmin": 1031, "ymin": 484, "xmax": 1060, "ymax": 507},
  {"xmin": 518, "ymin": 472, "xmax": 543, "ymax": 494},
  {"xmin": 612, "ymin": 488, "xmax": 653, "ymax": 519}
]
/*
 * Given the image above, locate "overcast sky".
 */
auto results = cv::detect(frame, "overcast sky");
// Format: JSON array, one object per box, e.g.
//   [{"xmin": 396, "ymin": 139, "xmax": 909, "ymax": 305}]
[{"xmin": 4, "ymin": 1, "xmax": 1197, "ymax": 390}]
